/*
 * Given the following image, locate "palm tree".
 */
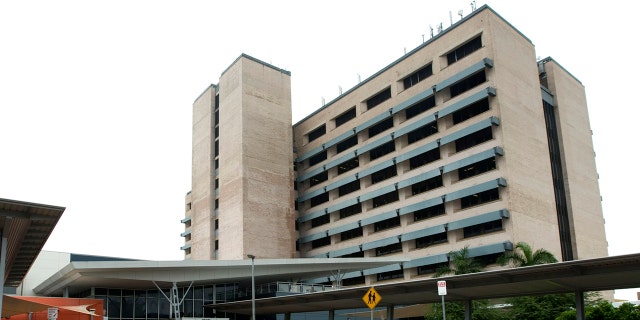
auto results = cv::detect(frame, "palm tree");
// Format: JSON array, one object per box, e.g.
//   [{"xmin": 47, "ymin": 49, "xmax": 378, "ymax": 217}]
[
  {"xmin": 434, "ymin": 246, "xmax": 484, "ymax": 277},
  {"xmin": 498, "ymin": 242, "xmax": 558, "ymax": 267}
]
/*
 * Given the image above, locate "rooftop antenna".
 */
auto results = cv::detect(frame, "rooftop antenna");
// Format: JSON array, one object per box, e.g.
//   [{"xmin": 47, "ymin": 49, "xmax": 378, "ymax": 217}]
[
  {"xmin": 339, "ymin": 86, "xmax": 343, "ymax": 95},
  {"xmin": 437, "ymin": 23, "xmax": 443, "ymax": 33},
  {"xmin": 322, "ymin": 97, "xmax": 325, "ymax": 106},
  {"xmin": 458, "ymin": 10, "xmax": 464, "ymax": 20},
  {"xmin": 471, "ymin": 0, "xmax": 477, "ymax": 11},
  {"xmin": 429, "ymin": 25, "xmax": 434, "ymax": 38},
  {"xmin": 404, "ymin": 47, "xmax": 407, "ymax": 54},
  {"xmin": 449, "ymin": 11, "xmax": 453, "ymax": 26},
  {"xmin": 357, "ymin": 74, "xmax": 361, "ymax": 83},
  {"xmin": 422, "ymin": 34, "xmax": 425, "ymax": 43}
]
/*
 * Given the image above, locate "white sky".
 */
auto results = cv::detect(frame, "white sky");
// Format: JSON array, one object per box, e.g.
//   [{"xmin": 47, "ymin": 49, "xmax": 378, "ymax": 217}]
[{"xmin": 1, "ymin": 0, "xmax": 639, "ymax": 300}]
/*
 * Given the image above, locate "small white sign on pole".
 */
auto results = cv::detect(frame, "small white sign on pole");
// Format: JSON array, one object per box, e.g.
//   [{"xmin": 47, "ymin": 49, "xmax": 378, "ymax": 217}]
[
  {"xmin": 437, "ymin": 280, "xmax": 447, "ymax": 295},
  {"xmin": 48, "ymin": 307, "xmax": 58, "ymax": 320}
]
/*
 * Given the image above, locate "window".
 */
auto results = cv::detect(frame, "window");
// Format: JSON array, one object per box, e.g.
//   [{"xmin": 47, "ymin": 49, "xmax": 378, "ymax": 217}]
[
  {"xmin": 411, "ymin": 175, "xmax": 443, "ymax": 195},
  {"xmin": 214, "ymin": 140, "xmax": 219, "ymax": 157},
  {"xmin": 403, "ymin": 64, "xmax": 433, "ymax": 89},
  {"xmin": 340, "ymin": 227, "xmax": 363, "ymax": 241},
  {"xmin": 453, "ymin": 98, "xmax": 490, "ymax": 125},
  {"xmin": 372, "ymin": 190, "xmax": 399, "ymax": 208},
  {"xmin": 368, "ymin": 117, "xmax": 394, "ymax": 138},
  {"xmin": 458, "ymin": 157, "xmax": 496, "ymax": 180},
  {"xmin": 337, "ymin": 135, "xmax": 358, "ymax": 153},
  {"xmin": 309, "ymin": 192, "xmax": 329, "ymax": 207},
  {"xmin": 455, "ymin": 127, "xmax": 493, "ymax": 152},
  {"xmin": 214, "ymin": 108, "xmax": 219, "ymax": 126},
  {"xmin": 342, "ymin": 275, "xmax": 365, "ymax": 286},
  {"xmin": 374, "ymin": 216, "xmax": 400, "ymax": 231},
  {"xmin": 414, "ymin": 203, "xmax": 445, "ymax": 221},
  {"xmin": 450, "ymin": 71, "xmax": 486, "ymax": 98},
  {"xmin": 406, "ymin": 96, "xmax": 436, "ymax": 120},
  {"xmin": 377, "ymin": 269, "xmax": 404, "ymax": 281},
  {"xmin": 307, "ymin": 124, "xmax": 326, "ymax": 143},
  {"xmin": 460, "ymin": 188, "xmax": 500, "ymax": 209},
  {"xmin": 337, "ymin": 157, "xmax": 359, "ymax": 175},
  {"xmin": 308, "ymin": 150, "xmax": 327, "ymax": 166},
  {"xmin": 338, "ymin": 179, "xmax": 361, "ymax": 197},
  {"xmin": 370, "ymin": 141, "xmax": 396, "ymax": 161},
  {"xmin": 339, "ymin": 203, "xmax": 362, "ymax": 219},
  {"xmin": 417, "ymin": 262, "xmax": 448, "ymax": 275},
  {"xmin": 407, "ymin": 121, "xmax": 438, "ymax": 144},
  {"xmin": 415, "ymin": 232, "xmax": 447, "ymax": 248},
  {"xmin": 335, "ymin": 107, "xmax": 356, "ymax": 127},
  {"xmin": 375, "ymin": 242, "xmax": 402, "ymax": 256},
  {"xmin": 371, "ymin": 165, "xmax": 397, "ymax": 185},
  {"xmin": 366, "ymin": 87, "xmax": 391, "ymax": 110},
  {"xmin": 309, "ymin": 171, "xmax": 328, "ymax": 187},
  {"xmin": 447, "ymin": 35, "xmax": 482, "ymax": 65},
  {"xmin": 311, "ymin": 236, "xmax": 331, "ymax": 249},
  {"xmin": 409, "ymin": 148, "xmax": 440, "ymax": 169},
  {"xmin": 475, "ymin": 252, "xmax": 502, "ymax": 266},
  {"xmin": 311, "ymin": 214, "xmax": 330, "ymax": 228},
  {"xmin": 463, "ymin": 219, "xmax": 503, "ymax": 238}
]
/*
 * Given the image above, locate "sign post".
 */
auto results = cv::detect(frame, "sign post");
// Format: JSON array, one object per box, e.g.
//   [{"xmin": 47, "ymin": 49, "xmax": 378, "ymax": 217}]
[
  {"xmin": 362, "ymin": 287, "xmax": 382, "ymax": 320},
  {"xmin": 437, "ymin": 281, "xmax": 447, "ymax": 320}
]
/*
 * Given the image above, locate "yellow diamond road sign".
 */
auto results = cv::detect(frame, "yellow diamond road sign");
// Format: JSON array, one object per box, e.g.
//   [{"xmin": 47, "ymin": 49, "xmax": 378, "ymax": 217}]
[{"xmin": 362, "ymin": 287, "xmax": 382, "ymax": 309}]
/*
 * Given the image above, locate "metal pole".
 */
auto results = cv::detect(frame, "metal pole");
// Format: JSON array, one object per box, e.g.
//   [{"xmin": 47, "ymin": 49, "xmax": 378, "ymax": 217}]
[
  {"xmin": 370, "ymin": 309, "xmax": 373, "ymax": 320},
  {"xmin": 441, "ymin": 295, "xmax": 446, "ymax": 320},
  {"xmin": 248, "ymin": 254, "xmax": 256, "ymax": 320}
]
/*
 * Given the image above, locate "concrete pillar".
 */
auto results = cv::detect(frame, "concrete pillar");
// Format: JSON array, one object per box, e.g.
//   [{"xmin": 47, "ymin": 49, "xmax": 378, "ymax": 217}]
[
  {"xmin": 386, "ymin": 304, "xmax": 394, "ymax": 319},
  {"xmin": 464, "ymin": 299, "xmax": 472, "ymax": 320},
  {"xmin": 328, "ymin": 309, "xmax": 335, "ymax": 320},
  {"xmin": 575, "ymin": 291, "xmax": 585, "ymax": 320}
]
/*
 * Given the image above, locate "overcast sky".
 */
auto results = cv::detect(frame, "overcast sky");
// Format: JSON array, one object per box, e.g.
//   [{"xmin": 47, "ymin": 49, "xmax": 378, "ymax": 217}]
[{"xmin": 1, "ymin": 0, "xmax": 639, "ymax": 300}]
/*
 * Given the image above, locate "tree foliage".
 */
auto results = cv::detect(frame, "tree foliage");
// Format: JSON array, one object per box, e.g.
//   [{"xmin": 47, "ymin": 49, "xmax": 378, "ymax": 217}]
[
  {"xmin": 497, "ymin": 242, "xmax": 558, "ymax": 267},
  {"xmin": 556, "ymin": 301, "xmax": 640, "ymax": 320},
  {"xmin": 435, "ymin": 246, "xmax": 484, "ymax": 277}
]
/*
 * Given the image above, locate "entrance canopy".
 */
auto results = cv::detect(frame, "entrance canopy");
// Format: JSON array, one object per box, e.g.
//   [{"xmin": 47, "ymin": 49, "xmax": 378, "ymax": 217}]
[{"xmin": 210, "ymin": 253, "xmax": 640, "ymax": 315}]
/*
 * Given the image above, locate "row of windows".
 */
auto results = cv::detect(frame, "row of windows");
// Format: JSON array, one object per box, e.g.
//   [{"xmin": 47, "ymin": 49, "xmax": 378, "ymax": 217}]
[
  {"xmin": 301, "ymin": 34, "xmax": 483, "ymax": 147},
  {"xmin": 308, "ymin": 186, "xmax": 503, "ymax": 250},
  {"xmin": 304, "ymin": 133, "xmax": 495, "ymax": 210},
  {"xmin": 310, "ymin": 210, "xmax": 505, "ymax": 251},
  {"xmin": 301, "ymin": 91, "xmax": 490, "ymax": 191}
]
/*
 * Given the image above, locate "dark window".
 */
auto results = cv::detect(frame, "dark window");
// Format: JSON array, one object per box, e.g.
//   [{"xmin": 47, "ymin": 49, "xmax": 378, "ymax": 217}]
[
  {"xmin": 415, "ymin": 232, "xmax": 448, "ymax": 248},
  {"xmin": 406, "ymin": 96, "xmax": 436, "ymax": 120},
  {"xmin": 338, "ymin": 179, "xmax": 361, "ymax": 196},
  {"xmin": 311, "ymin": 236, "xmax": 331, "ymax": 249},
  {"xmin": 375, "ymin": 242, "xmax": 402, "ymax": 256},
  {"xmin": 417, "ymin": 262, "xmax": 448, "ymax": 275},
  {"xmin": 455, "ymin": 127, "xmax": 493, "ymax": 152},
  {"xmin": 403, "ymin": 64, "xmax": 433, "ymax": 89},
  {"xmin": 374, "ymin": 216, "xmax": 400, "ymax": 231},
  {"xmin": 311, "ymin": 214, "xmax": 330, "ymax": 228},
  {"xmin": 414, "ymin": 203, "xmax": 445, "ymax": 221},
  {"xmin": 458, "ymin": 157, "xmax": 496, "ymax": 180},
  {"xmin": 341, "ymin": 251, "xmax": 364, "ymax": 258},
  {"xmin": 337, "ymin": 135, "xmax": 358, "ymax": 153},
  {"xmin": 450, "ymin": 71, "xmax": 486, "ymax": 98},
  {"xmin": 309, "ymin": 192, "xmax": 329, "ymax": 207},
  {"xmin": 460, "ymin": 188, "xmax": 500, "ymax": 209},
  {"xmin": 337, "ymin": 157, "xmax": 359, "ymax": 175},
  {"xmin": 409, "ymin": 148, "xmax": 440, "ymax": 169},
  {"xmin": 214, "ymin": 140, "xmax": 219, "ymax": 157},
  {"xmin": 308, "ymin": 150, "xmax": 327, "ymax": 166},
  {"xmin": 372, "ymin": 190, "xmax": 399, "ymax": 208},
  {"xmin": 340, "ymin": 227, "xmax": 363, "ymax": 241},
  {"xmin": 342, "ymin": 275, "xmax": 365, "ymax": 286},
  {"xmin": 214, "ymin": 126, "xmax": 219, "ymax": 138},
  {"xmin": 453, "ymin": 98, "xmax": 490, "ymax": 125},
  {"xmin": 307, "ymin": 124, "xmax": 326, "ymax": 143},
  {"xmin": 476, "ymin": 252, "xmax": 502, "ymax": 266},
  {"xmin": 371, "ymin": 165, "xmax": 397, "ymax": 185},
  {"xmin": 407, "ymin": 121, "xmax": 438, "ymax": 144},
  {"xmin": 370, "ymin": 141, "xmax": 396, "ymax": 161},
  {"xmin": 463, "ymin": 219, "xmax": 503, "ymax": 238},
  {"xmin": 368, "ymin": 117, "xmax": 394, "ymax": 138},
  {"xmin": 366, "ymin": 87, "xmax": 391, "ymax": 110},
  {"xmin": 339, "ymin": 203, "xmax": 362, "ymax": 219},
  {"xmin": 214, "ymin": 108, "xmax": 219, "ymax": 126},
  {"xmin": 309, "ymin": 171, "xmax": 328, "ymax": 187},
  {"xmin": 411, "ymin": 175, "xmax": 443, "ymax": 195},
  {"xmin": 447, "ymin": 35, "xmax": 482, "ymax": 65},
  {"xmin": 377, "ymin": 269, "xmax": 404, "ymax": 281},
  {"xmin": 335, "ymin": 107, "xmax": 356, "ymax": 127}
]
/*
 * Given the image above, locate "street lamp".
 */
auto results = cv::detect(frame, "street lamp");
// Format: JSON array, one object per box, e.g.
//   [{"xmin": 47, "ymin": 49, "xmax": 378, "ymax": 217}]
[{"xmin": 247, "ymin": 254, "xmax": 256, "ymax": 320}]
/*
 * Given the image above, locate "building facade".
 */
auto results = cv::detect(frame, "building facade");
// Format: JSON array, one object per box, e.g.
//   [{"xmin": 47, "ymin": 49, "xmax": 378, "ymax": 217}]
[{"xmin": 182, "ymin": 5, "xmax": 607, "ymax": 286}]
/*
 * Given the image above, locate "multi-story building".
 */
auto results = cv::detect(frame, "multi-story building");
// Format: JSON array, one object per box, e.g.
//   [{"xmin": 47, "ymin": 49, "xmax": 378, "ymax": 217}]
[{"xmin": 182, "ymin": 4, "xmax": 607, "ymax": 286}]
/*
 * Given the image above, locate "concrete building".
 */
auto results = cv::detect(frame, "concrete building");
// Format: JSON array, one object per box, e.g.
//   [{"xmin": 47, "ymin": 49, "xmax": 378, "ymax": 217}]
[{"xmin": 182, "ymin": 4, "xmax": 607, "ymax": 286}]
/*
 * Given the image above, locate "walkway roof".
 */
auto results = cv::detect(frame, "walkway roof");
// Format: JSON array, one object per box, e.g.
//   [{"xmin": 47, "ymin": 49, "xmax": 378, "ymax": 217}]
[{"xmin": 210, "ymin": 253, "xmax": 640, "ymax": 315}]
